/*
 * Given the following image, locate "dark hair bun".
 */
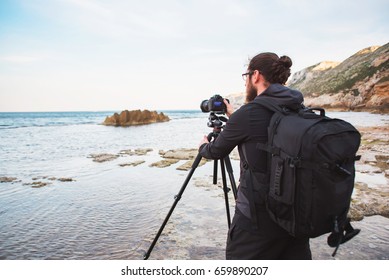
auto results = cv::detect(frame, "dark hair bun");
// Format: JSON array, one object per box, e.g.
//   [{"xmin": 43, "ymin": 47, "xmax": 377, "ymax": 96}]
[
  {"xmin": 278, "ymin": 55, "xmax": 292, "ymax": 68},
  {"xmin": 269, "ymin": 55, "xmax": 292, "ymax": 84}
]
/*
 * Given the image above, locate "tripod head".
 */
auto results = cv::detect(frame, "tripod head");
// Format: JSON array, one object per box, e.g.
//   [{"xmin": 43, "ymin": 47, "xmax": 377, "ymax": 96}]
[{"xmin": 207, "ymin": 112, "xmax": 228, "ymax": 142}]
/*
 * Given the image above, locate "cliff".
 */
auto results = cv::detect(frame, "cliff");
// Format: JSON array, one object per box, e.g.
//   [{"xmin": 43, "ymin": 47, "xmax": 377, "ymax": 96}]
[
  {"xmin": 103, "ymin": 109, "xmax": 170, "ymax": 126},
  {"xmin": 288, "ymin": 43, "xmax": 389, "ymax": 112},
  {"xmin": 226, "ymin": 43, "xmax": 389, "ymax": 113}
]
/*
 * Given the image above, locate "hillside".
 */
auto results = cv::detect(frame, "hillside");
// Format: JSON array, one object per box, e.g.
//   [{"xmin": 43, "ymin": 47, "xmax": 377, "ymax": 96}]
[
  {"xmin": 288, "ymin": 43, "xmax": 389, "ymax": 112},
  {"xmin": 226, "ymin": 43, "xmax": 389, "ymax": 113}
]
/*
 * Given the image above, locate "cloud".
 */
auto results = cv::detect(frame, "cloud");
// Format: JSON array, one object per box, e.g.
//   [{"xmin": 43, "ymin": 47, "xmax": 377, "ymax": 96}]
[{"xmin": 22, "ymin": 0, "xmax": 186, "ymax": 40}]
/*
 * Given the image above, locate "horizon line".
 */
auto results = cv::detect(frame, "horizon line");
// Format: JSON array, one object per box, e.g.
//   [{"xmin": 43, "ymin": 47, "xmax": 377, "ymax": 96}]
[{"xmin": 0, "ymin": 108, "xmax": 201, "ymax": 113}]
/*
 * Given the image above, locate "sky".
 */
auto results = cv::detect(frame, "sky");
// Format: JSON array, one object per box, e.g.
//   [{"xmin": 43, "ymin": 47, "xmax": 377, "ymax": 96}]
[{"xmin": 0, "ymin": 0, "xmax": 388, "ymax": 112}]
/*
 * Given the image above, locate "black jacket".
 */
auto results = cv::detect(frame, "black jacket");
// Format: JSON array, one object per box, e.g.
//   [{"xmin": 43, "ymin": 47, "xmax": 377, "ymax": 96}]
[{"xmin": 199, "ymin": 84, "xmax": 304, "ymax": 234}]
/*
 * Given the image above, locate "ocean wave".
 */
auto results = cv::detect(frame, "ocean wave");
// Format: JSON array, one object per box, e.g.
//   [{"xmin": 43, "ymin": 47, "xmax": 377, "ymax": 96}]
[
  {"xmin": 0, "ymin": 122, "xmax": 100, "ymax": 130},
  {"xmin": 0, "ymin": 111, "xmax": 202, "ymax": 128}
]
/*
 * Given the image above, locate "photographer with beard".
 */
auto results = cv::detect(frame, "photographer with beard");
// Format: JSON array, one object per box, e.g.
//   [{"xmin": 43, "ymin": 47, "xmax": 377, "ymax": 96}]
[{"xmin": 198, "ymin": 52, "xmax": 312, "ymax": 260}]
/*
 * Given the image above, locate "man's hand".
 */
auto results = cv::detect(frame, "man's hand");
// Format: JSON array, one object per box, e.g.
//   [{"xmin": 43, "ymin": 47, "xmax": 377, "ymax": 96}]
[
  {"xmin": 224, "ymin": 99, "xmax": 234, "ymax": 117},
  {"xmin": 199, "ymin": 135, "xmax": 209, "ymax": 148}
]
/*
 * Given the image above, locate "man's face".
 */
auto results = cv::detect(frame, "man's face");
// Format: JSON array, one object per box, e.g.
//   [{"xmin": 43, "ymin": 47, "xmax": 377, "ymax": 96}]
[{"xmin": 245, "ymin": 75, "xmax": 257, "ymax": 103}]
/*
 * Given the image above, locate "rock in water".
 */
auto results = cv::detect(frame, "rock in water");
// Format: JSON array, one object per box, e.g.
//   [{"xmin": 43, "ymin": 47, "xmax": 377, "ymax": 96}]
[{"xmin": 103, "ymin": 110, "xmax": 170, "ymax": 126}]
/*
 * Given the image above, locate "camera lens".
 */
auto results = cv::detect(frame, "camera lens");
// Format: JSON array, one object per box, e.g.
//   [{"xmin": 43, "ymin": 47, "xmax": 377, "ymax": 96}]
[{"xmin": 200, "ymin": 100, "xmax": 210, "ymax": 113}]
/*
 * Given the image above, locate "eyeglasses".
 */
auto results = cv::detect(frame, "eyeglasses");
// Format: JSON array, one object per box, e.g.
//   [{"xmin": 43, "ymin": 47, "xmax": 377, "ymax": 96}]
[{"xmin": 241, "ymin": 70, "xmax": 254, "ymax": 81}]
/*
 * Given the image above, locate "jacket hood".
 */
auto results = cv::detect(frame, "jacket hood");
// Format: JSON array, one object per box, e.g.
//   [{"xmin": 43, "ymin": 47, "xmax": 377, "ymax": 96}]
[{"xmin": 255, "ymin": 83, "xmax": 304, "ymax": 107}]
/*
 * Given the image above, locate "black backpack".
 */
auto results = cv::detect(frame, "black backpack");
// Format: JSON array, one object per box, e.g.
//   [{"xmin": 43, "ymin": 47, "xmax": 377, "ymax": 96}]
[{"xmin": 253, "ymin": 98, "xmax": 361, "ymax": 256}]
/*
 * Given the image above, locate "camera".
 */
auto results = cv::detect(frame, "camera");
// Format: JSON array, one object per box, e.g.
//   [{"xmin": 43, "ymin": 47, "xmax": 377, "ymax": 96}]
[{"xmin": 200, "ymin": 94, "xmax": 229, "ymax": 114}]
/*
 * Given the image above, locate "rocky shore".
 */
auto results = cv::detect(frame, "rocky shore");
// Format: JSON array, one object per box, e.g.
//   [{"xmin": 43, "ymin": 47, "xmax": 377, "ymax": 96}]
[
  {"xmin": 349, "ymin": 125, "xmax": 389, "ymax": 220},
  {"xmin": 1, "ymin": 125, "xmax": 387, "ymax": 221},
  {"xmin": 0, "ymin": 176, "xmax": 76, "ymax": 188},
  {"xmin": 85, "ymin": 125, "xmax": 388, "ymax": 221}
]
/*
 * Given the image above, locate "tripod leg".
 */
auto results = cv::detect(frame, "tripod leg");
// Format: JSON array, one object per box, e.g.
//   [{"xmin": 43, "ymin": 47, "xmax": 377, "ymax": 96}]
[
  {"xmin": 220, "ymin": 159, "xmax": 232, "ymax": 228},
  {"xmin": 213, "ymin": 159, "xmax": 218, "ymax": 184},
  {"xmin": 143, "ymin": 153, "xmax": 203, "ymax": 260},
  {"xmin": 224, "ymin": 156, "xmax": 238, "ymax": 199}
]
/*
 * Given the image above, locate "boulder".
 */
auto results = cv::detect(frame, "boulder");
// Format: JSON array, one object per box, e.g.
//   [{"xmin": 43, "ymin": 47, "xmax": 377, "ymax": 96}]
[{"xmin": 103, "ymin": 110, "xmax": 170, "ymax": 126}]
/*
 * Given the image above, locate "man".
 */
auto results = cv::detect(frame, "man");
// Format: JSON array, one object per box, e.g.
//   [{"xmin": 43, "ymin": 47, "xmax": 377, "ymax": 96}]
[{"xmin": 198, "ymin": 52, "xmax": 312, "ymax": 259}]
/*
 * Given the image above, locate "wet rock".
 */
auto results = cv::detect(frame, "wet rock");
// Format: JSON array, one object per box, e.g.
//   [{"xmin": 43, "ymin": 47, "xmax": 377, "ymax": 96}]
[
  {"xmin": 32, "ymin": 176, "xmax": 68, "ymax": 181},
  {"xmin": 357, "ymin": 126, "xmax": 389, "ymax": 180},
  {"xmin": 193, "ymin": 177, "xmax": 221, "ymax": 189},
  {"xmin": 357, "ymin": 164, "xmax": 382, "ymax": 173},
  {"xmin": 22, "ymin": 176, "xmax": 76, "ymax": 188},
  {"xmin": 23, "ymin": 181, "xmax": 51, "ymax": 188},
  {"xmin": 58, "ymin": 178, "xmax": 75, "ymax": 182},
  {"xmin": 349, "ymin": 182, "xmax": 389, "ymax": 221},
  {"xmin": 88, "ymin": 153, "xmax": 120, "ymax": 163},
  {"xmin": 119, "ymin": 160, "xmax": 145, "ymax": 167},
  {"xmin": 119, "ymin": 148, "xmax": 153, "ymax": 156},
  {"xmin": 149, "ymin": 159, "xmax": 180, "ymax": 168},
  {"xmin": 176, "ymin": 159, "xmax": 208, "ymax": 171},
  {"xmin": 103, "ymin": 110, "xmax": 170, "ymax": 126},
  {"xmin": 158, "ymin": 148, "xmax": 210, "ymax": 170},
  {"xmin": 0, "ymin": 177, "xmax": 17, "ymax": 183},
  {"xmin": 159, "ymin": 149, "xmax": 198, "ymax": 160}
]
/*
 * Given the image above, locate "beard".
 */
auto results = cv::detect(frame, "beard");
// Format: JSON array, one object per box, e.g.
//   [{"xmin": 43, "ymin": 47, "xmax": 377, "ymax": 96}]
[{"xmin": 245, "ymin": 81, "xmax": 257, "ymax": 103}]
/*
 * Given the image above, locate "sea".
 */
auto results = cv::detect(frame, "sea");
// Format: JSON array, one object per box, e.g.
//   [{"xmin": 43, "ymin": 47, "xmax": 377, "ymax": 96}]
[{"xmin": 0, "ymin": 110, "xmax": 388, "ymax": 260}]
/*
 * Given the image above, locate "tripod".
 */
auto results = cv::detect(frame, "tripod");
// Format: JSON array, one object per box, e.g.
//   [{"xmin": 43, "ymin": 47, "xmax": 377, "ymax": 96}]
[{"xmin": 143, "ymin": 113, "xmax": 238, "ymax": 260}]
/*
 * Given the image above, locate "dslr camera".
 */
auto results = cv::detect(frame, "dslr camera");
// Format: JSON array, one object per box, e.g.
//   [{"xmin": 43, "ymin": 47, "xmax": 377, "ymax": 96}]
[{"xmin": 200, "ymin": 94, "xmax": 229, "ymax": 114}]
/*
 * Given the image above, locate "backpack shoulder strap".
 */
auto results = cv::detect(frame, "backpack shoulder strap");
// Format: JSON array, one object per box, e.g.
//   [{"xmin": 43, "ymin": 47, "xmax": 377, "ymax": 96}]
[
  {"xmin": 253, "ymin": 97, "xmax": 326, "ymax": 118},
  {"xmin": 251, "ymin": 98, "xmax": 287, "ymax": 154}
]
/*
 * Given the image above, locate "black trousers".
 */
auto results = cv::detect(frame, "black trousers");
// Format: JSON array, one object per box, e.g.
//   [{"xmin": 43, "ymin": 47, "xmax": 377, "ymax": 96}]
[{"xmin": 226, "ymin": 212, "xmax": 312, "ymax": 260}]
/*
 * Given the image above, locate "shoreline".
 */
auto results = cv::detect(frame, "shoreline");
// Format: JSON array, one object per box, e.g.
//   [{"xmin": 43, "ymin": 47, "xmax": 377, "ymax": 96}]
[
  {"xmin": 1, "ymin": 125, "xmax": 388, "ymax": 221},
  {"xmin": 350, "ymin": 125, "xmax": 389, "ymax": 220},
  {"xmin": 0, "ymin": 122, "xmax": 388, "ymax": 260}
]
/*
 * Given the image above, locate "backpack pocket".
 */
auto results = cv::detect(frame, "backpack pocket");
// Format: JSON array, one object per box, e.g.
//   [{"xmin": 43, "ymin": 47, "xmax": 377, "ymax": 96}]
[
  {"xmin": 268, "ymin": 155, "xmax": 295, "ymax": 205},
  {"xmin": 266, "ymin": 155, "xmax": 296, "ymax": 234}
]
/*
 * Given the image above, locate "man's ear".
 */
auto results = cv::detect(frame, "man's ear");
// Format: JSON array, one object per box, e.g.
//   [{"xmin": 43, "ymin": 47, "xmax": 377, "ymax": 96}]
[{"xmin": 252, "ymin": 70, "xmax": 262, "ymax": 84}]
